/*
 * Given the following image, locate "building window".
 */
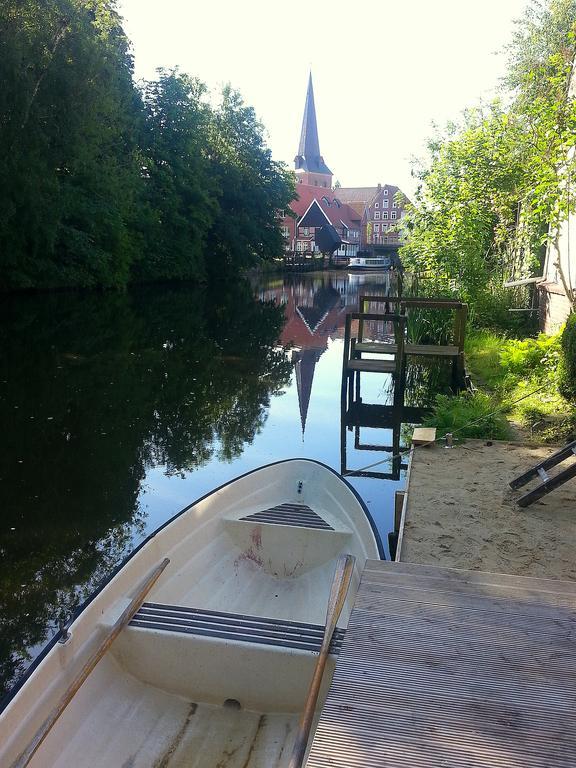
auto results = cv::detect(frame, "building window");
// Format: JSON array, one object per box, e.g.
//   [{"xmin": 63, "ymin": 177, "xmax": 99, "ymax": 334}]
[
  {"xmin": 391, "ymin": 211, "xmax": 397, "ymax": 219},
  {"xmin": 302, "ymin": 227, "xmax": 310, "ymax": 235},
  {"xmin": 375, "ymin": 202, "xmax": 379, "ymax": 208},
  {"xmin": 383, "ymin": 189, "xmax": 388, "ymax": 195},
  {"xmin": 392, "ymin": 201, "xmax": 397, "ymax": 208},
  {"xmin": 374, "ymin": 223, "xmax": 380, "ymax": 233},
  {"xmin": 383, "ymin": 200, "xmax": 389, "ymax": 208},
  {"xmin": 382, "ymin": 212, "xmax": 388, "ymax": 219},
  {"xmin": 281, "ymin": 226, "xmax": 290, "ymax": 238},
  {"xmin": 374, "ymin": 211, "xmax": 380, "ymax": 220}
]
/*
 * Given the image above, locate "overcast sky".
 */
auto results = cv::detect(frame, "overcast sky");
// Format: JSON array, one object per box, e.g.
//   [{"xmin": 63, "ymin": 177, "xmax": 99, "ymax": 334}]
[{"xmin": 117, "ymin": 0, "xmax": 531, "ymax": 198}]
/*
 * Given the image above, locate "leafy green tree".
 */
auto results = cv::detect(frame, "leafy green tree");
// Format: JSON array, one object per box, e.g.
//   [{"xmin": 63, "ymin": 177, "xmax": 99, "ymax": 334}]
[
  {"xmin": 401, "ymin": 0, "xmax": 576, "ymax": 321},
  {"xmin": 0, "ymin": 0, "xmax": 142, "ymax": 289},
  {"xmin": 134, "ymin": 71, "xmax": 216, "ymax": 282},
  {"xmin": 206, "ymin": 85, "xmax": 296, "ymax": 278}
]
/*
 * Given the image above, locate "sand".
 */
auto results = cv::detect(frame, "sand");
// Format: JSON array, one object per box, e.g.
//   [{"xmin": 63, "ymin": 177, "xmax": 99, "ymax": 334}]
[{"xmin": 399, "ymin": 439, "xmax": 576, "ymax": 580}]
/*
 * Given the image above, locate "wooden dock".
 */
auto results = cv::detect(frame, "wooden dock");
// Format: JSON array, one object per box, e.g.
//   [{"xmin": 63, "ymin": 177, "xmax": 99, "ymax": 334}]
[{"xmin": 306, "ymin": 560, "xmax": 576, "ymax": 767}]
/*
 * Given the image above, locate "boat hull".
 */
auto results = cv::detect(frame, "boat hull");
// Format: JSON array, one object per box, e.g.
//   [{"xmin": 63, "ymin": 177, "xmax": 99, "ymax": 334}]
[{"xmin": 0, "ymin": 459, "xmax": 382, "ymax": 767}]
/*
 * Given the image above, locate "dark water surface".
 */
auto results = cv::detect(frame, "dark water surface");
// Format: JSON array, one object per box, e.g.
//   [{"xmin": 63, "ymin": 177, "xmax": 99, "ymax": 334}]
[{"xmin": 0, "ymin": 271, "xmax": 452, "ymax": 698}]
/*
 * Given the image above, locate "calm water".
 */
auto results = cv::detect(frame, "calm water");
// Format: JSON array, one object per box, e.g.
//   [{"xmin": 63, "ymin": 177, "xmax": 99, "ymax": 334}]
[{"xmin": 0, "ymin": 270, "xmax": 453, "ymax": 698}]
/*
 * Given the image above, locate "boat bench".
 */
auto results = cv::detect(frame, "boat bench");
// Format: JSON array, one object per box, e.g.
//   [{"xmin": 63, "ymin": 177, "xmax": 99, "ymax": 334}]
[
  {"xmin": 130, "ymin": 603, "xmax": 344, "ymax": 654},
  {"xmin": 118, "ymin": 604, "xmax": 345, "ymax": 711}
]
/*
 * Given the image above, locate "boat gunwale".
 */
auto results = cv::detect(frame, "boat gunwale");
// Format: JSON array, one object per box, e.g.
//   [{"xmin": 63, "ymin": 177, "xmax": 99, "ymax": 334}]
[{"xmin": 0, "ymin": 458, "xmax": 385, "ymax": 714}]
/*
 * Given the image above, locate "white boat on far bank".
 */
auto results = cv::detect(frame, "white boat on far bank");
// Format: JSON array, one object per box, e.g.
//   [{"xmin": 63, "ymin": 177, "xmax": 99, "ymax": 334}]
[
  {"xmin": 348, "ymin": 253, "xmax": 392, "ymax": 270},
  {"xmin": 1, "ymin": 459, "xmax": 383, "ymax": 768}
]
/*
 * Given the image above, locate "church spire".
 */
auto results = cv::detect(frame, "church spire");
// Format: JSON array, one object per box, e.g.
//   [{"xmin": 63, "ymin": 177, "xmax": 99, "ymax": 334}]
[{"xmin": 294, "ymin": 73, "xmax": 332, "ymax": 183}]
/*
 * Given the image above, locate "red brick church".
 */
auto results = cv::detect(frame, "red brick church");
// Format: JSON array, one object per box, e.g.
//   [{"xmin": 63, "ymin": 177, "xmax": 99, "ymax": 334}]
[{"xmin": 281, "ymin": 74, "xmax": 410, "ymax": 258}]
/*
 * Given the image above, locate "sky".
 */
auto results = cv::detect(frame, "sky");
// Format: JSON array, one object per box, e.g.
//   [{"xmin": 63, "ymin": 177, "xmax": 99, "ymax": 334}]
[{"xmin": 117, "ymin": 0, "xmax": 531, "ymax": 198}]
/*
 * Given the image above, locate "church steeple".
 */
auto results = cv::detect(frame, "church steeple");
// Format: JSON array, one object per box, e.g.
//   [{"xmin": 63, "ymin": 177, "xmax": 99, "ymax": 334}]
[{"xmin": 294, "ymin": 73, "xmax": 332, "ymax": 187}]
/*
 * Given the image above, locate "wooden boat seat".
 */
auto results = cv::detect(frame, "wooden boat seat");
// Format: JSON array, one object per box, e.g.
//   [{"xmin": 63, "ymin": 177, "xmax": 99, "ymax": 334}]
[
  {"xmin": 129, "ymin": 602, "xmax": 344, "ymax": 654},
  {"xmin": 115, "ymin": 604, "xmax": 346, "ymax": 711}
]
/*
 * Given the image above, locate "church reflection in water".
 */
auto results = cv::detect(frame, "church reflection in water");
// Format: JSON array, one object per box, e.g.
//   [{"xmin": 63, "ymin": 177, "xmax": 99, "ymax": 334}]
[
  {"xmin": 257, "ymin": 271, "xmax": 398, "ymax": 436},
  {"xmin": 257, "ymin": 270, "xmax": 455, "ymax": 482}
]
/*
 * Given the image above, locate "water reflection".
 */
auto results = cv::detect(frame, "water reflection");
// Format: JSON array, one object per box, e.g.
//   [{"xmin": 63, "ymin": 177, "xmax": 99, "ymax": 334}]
[
  {"xmin": 0, "ymin": 282, "xmax": 290, "ymax": 695},
  {"xmin": 0, "ymin": 269, "xmax": 453, "ymax": 699}
]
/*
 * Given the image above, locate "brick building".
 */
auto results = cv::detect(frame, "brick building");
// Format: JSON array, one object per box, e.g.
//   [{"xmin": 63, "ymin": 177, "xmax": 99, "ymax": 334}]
[
  {"xmin": 335, "ymin": 184, "xmax": 410, "ymax": 249},
  {"xmin": 280, "ymin": 74, "xmax": 410, "ymax": 260}
]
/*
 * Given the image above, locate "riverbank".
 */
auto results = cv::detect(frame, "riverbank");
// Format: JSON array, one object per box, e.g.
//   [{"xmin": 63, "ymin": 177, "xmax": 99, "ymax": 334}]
[
  {"xmin": 398, "ymin": 439, "xmax": 576, "ymax": 580},
  {"xmin": 421, "ymin": 325, "xmax": 576, "ymax": 443}
]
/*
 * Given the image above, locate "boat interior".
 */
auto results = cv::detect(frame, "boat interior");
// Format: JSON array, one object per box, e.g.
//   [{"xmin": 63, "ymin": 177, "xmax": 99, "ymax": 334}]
[{"xmin": 3, "ymin": 461, "xmax": 379, "ymax": 768}]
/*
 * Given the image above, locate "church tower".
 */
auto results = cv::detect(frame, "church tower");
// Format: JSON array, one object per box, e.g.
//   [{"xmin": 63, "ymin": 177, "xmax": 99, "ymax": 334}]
[{"xmin": 294, "ymin": 73, "xmax": 333, "ymax": 189}]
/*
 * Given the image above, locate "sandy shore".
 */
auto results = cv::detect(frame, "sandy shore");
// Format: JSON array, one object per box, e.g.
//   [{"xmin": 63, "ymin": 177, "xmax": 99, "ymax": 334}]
[{"xmin": 399, "ymin": 439, "xmax": 576, "ymax": 580}]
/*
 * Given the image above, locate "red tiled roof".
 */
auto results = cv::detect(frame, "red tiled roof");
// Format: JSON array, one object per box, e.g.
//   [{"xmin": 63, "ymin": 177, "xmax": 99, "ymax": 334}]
[{"xmin": 287, "ymin": 184, "xmax": 362, "ymax": 230}]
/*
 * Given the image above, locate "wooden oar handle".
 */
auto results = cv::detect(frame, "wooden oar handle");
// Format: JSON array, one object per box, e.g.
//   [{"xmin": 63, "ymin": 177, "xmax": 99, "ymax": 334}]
[{"xmin": 288, "ymin": 554, "xmax": 356, "ymax": 768}]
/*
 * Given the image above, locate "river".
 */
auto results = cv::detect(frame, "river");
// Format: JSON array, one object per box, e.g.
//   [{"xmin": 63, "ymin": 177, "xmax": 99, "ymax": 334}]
[{"xmin": 0, "ymin": 270, "xmax": 454, "ymax": 699}]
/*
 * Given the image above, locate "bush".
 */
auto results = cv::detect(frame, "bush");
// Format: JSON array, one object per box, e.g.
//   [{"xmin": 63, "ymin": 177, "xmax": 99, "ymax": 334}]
[
  {"xmin": 499, "ymin": 333, "xmax": 561, "ymax": 383},
  {"xmin": 422, "ymin": 392, "xmax": 511, "ymax": 440},
  {"xmin": 560, "ymin": 313, "xmax": 576, "ymax": 400}
]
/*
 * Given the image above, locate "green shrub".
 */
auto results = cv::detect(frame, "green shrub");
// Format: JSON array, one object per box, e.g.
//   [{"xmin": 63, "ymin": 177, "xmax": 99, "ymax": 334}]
[
  {"xmin": 560, "ymin": 313, "xmax": 576, "ymax": 400},
  {"xmin": 499, "ymin": 333, "xmax": 561, "ymax": 383},
  {"xmin": 422, "ymin": 392, "xmax": 511, "ymax": 440}
]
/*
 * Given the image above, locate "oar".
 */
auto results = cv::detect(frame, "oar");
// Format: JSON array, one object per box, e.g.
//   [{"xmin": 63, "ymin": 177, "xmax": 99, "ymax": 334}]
[
  {"xmin": 11, "ymin": 557, "xmax": 170, "ymax": 768},
  {"xmin": 288, "ymin": 553, "xmax": 356, "ymax": 768}
]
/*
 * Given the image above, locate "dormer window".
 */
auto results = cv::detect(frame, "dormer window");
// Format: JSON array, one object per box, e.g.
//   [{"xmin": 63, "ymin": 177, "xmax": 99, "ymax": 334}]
[{"xmin": 322, "ymin": 196, "xmax": 331, "ymax": 206}]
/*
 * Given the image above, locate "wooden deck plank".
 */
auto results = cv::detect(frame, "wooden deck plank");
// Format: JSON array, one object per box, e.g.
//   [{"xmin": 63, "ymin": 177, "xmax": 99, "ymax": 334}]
[
  {"xmin": 363, "ymin": 559, "xmax": 576, "ymax": 595},
  {"xmin": 346, "ymin": 359, "xmax": 397, "ymax": 373},
  {"xmin": 354, "ymin": 342, "xmax": 460, "ymax": 356},
  {"xmin": 306, "ymin": 561, "xmax": 576, "ymax": 767}
]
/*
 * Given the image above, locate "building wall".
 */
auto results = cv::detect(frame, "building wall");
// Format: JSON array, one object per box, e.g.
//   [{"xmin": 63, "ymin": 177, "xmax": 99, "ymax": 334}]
[
  {"xmin": 295, "ymin": 171, "xmax": 332, "ymax": 188},
  {"xmin": 539, "ymin": 63, "xmax": 576, "ymax": 332},
  {"xmin": 538, "ymin": 282, "xmax": 573, "ymax": 334},
  {"xmin": 364, "ymin": 184, "xmax": 408, "ymax": 246}
]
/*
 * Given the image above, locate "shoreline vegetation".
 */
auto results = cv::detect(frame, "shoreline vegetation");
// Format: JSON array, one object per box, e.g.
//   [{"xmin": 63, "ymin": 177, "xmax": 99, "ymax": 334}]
[
  {"xmin": 404, "ymin": 1, "xmax": 576, "ymax": 442},
  {"xmin": 423, "ymin": 322, "xmax": 576, "ymax": 443},
  {"xmin": 1, "ymin": 1, "xmax": 295, "ymax": 292}
]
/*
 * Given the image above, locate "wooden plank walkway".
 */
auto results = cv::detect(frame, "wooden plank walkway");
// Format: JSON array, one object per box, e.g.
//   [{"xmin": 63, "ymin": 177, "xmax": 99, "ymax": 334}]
[{"xmin": 306, "ymin": 560, "xmax": 576, "ymax": 767}]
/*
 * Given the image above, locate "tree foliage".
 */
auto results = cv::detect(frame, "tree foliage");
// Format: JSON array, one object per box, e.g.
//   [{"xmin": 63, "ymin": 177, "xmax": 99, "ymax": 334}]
[
  {"xmin": 0, "ymin": 2, "xmax": 295, "ymax": 290},
  {"xmin": 401, "ymin": 0, "xmax": 576, "ymax": 320}
]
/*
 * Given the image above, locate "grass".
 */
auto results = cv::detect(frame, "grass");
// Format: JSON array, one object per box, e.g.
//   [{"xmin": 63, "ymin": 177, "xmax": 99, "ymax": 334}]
[
  {"xmin": 422, "ymin": 391, "xmax": 511, "ymax": 440},
  {"xmin": 421, "ymin": 327, "xmax": 576, "ymax": 443},
  {"xmin": 464, "ymin": 329, "xmax": 575, "ymax": 442}
]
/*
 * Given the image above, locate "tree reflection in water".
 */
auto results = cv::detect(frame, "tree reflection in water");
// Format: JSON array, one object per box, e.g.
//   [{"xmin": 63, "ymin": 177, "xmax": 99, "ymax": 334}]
[{"xmin": 0, "ymin": 281, "xmax": 291, "ymax": 696}]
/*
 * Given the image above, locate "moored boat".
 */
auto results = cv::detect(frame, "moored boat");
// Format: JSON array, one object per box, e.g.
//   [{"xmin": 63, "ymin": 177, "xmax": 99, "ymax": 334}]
[
  {"xmin": 0, "ymin": 459, "xmax": 383, "ymax": 768},
  {"xmin": 347, "ymin": 253, "xmax": 392, "ymax": 270}
]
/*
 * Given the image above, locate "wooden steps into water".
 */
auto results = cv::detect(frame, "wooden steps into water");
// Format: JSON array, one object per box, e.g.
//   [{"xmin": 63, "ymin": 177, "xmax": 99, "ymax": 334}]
[{"xmin": 306, "ymin": 560, "xmax": 576, "ymax": 767}]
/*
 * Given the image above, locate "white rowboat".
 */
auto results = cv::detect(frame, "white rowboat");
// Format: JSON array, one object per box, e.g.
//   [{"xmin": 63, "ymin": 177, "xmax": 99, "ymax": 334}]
[{"xmin": 1, "ymin": 459, "xmax": 383, "ymax": 768}]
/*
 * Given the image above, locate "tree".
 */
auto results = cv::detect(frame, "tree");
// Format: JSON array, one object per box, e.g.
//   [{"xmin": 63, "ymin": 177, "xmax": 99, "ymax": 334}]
[
  {"xmin": 134, "ymin": 70, "xmax": 216, "ymax": 282},
  {"xmin": 205, "ymin": 85, "xmax": 296, "ymax": 278},
  {"xmin": 0, "ymin": 0, "xmax": 142, "ymax": 289},
  {"xmin": 401, "ymin": 0, "xmax": 576, "ymax": 321}
]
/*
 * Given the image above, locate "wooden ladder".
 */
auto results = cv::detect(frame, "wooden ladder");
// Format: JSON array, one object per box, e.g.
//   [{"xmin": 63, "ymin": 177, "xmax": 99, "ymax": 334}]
[{"xmin": 509, "ymin": 440, "xmax": 576, "ymax": 507}]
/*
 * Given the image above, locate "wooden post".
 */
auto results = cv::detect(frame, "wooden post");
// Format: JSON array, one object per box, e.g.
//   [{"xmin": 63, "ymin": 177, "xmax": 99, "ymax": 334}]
[{"xmin": 341, "ymin": 313, "xmax": 352, "ymax": 407}]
